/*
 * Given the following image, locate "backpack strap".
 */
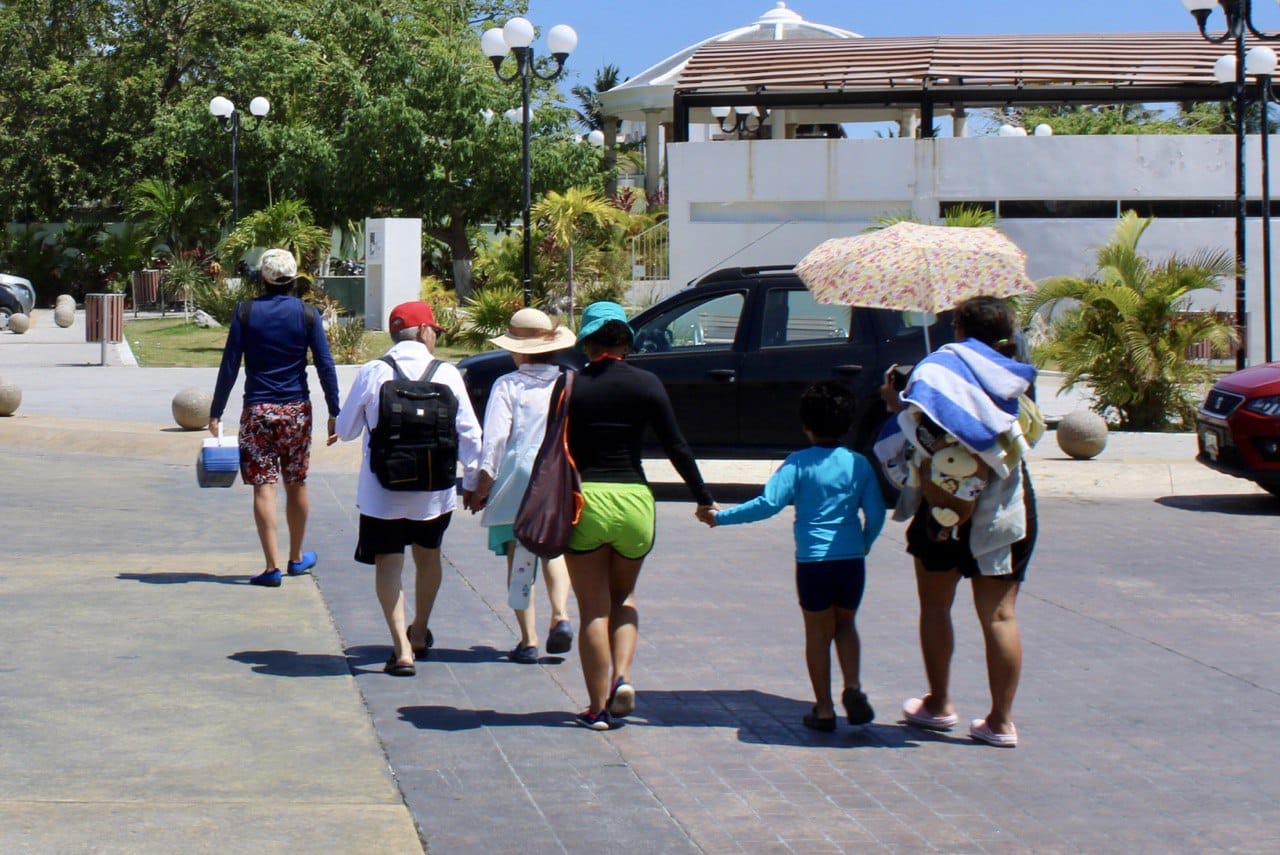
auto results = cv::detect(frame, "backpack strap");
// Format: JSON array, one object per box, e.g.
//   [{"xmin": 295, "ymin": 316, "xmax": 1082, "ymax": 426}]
[
  {"xmin": 423, "ymin": 359, "xmax": 443, "ymax": 382},
  {"xmin": 379, "ymin": 354, "xmax": 408, "ymax": 381}
]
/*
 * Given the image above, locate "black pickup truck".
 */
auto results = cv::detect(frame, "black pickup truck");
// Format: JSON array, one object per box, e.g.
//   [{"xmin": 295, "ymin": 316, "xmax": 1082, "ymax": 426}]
[{"xmin": 457, "ymin": 265, "xmax": 952, "ymax": 460}]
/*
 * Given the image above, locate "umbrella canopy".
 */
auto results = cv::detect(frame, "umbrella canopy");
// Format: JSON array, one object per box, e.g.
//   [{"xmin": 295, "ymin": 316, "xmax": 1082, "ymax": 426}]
[{"xmin": 794, "ymin": 222, "xmax": 1037, "ymax": 314}]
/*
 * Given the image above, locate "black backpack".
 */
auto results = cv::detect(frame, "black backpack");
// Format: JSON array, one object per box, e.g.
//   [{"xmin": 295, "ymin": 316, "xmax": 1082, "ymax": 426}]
[{"xmin": 368, "ymin": 356, "xmax": 459, "ymax": 492}]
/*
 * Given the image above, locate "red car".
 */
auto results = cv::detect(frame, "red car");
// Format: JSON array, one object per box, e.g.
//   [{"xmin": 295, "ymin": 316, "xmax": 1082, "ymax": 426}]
[{"xmin": 1196, "ymin": 363, "xmax": 1280, "ymax": 497}]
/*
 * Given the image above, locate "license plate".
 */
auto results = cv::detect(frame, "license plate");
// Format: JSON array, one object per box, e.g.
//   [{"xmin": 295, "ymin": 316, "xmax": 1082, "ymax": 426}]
[{"xmin": 1201, "ymin": 429, "xmax": 1220, "ymax": 460}]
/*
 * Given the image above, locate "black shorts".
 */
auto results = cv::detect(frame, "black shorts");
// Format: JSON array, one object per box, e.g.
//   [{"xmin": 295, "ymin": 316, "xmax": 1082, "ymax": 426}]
[
  {"xmin": 795, "ymin": 557, "xmax": 867, "ymax": 613},
  {"xmin": 906, "ymin": 466, "xmax": 1037, "ymax": 581},
  {"xmin": 354, "ymin": 513, "xmax": 451, "ymax": 565}
]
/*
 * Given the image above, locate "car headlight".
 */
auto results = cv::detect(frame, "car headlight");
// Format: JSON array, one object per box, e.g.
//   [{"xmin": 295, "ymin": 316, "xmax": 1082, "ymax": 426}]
[{"xmin": 1245, "ymin": 395, "xmax": 1280, "ymax": 417}]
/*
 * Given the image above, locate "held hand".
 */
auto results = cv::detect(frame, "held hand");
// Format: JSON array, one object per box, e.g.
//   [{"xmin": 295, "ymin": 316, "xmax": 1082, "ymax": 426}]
[
  {"xmin": 879, "ymin": 367, "xmax": 905, "ymax": 413},
  {"xmin": 208, "ymin": 418, "xmax": 220, "ymax": 438},
  {"xmin": 326, "ymin": 417, "xmax": 338, "ymax": 446},
  {"xmin": 461, "ymin": 489, "xmax": 476, "ymax": 512},
  {"xmin": 695, "ymin": 504, "xmax": 719, "ymax": 527}
]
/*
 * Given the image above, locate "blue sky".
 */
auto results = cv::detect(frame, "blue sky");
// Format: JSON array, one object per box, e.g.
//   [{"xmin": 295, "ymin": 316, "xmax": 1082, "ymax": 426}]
[{"xmin": 521, "ymin": 1, "xmax": 1257, "ymax": 86}]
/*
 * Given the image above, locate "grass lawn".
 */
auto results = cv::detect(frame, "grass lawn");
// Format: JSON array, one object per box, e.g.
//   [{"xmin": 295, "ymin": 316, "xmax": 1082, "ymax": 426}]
[{"xmin": 124, "ymin": 317, "xmax": 478, "ymax": 367}]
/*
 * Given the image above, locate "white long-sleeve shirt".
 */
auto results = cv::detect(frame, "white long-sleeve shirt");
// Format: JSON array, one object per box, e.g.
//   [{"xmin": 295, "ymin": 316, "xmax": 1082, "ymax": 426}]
[
  {"xmin": 478, "ymin": 363, "xmax": 562, "ymax": 527},
  {"xmin": 335, "ymin": 340, "xmax": 482, "ymax": 521}
]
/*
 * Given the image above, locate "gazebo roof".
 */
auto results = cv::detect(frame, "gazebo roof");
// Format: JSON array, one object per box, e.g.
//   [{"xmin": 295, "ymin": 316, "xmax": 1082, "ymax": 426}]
[
  {"xmin": 670, "ymin": 31, "xmax": 1245, "ymax": 137},
  {"xmin": 597, "ymin": 2, "xmax": 858, "ymax": 120}
]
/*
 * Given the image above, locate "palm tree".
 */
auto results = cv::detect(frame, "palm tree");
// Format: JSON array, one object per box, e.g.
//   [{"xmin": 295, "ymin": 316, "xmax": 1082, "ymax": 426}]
[
  {"xmin": 126, "ymin": 179, "xmax": 216, "ymax": 255},
  {"xmin": 1023, "ymin": 212, "xmax": 1238, "ymax": 431},
  {"xmin": 571, "ymin": 65, "xmax": 622, "ymax": 133},
  {"xmin": 867, "ymin": 203, "xmax": 998, "ymax": 231},
  {"xmin": 531, "ymin": 187, "xmax": 623, "ymax": 319},
  {"xmin": 217, "ymin": 199, "xmax": 331, "ymax": 276}
]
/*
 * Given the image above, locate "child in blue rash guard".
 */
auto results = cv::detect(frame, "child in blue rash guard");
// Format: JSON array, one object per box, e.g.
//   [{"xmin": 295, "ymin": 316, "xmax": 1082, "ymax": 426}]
[{"xmin": 704, "ymin": 381, "xmax": 885, "ymax": 732}]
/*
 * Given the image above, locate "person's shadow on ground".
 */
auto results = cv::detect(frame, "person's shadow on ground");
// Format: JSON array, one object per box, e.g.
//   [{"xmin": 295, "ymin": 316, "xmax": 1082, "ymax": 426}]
[
  {"xmin": 117, "ymin": 571, "xmax": 250, "ymax": 585},
  {"xmin": 398, "ymin": 706, "xmax": 576, "ymax": 731},
  {"xmin": 399, "ymin": 688, "xmax": 963, "ymax": 747},
  {"xmin": 630, "ymin": 689, "xmax": 944, "ymax": 749},
  {"xmin": 343, "ymin": 643, "xmax": 565, "ymax": 671},
  {"xmin": 1156, "ymin": 494, "xmax": 1280, "ymax": 516},
  {"xmin": 227, "ymin": 649, "xmax": 351, "ymax": 677}
]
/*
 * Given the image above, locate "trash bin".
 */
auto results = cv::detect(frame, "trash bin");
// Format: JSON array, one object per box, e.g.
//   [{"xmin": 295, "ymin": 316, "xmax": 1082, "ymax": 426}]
[
  {"xmin": 85, "ymin": 293, "xmax": 125, "ymax": 343},
  {"xmin": 131, "ymin": 269, "xmax": 161, "ymax": 313}
]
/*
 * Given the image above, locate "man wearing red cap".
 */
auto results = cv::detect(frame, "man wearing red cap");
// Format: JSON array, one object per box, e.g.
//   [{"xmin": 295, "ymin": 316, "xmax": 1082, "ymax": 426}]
[{"xmin": 335, "ymin": 301, "xmax": 482, "ymax": 675}]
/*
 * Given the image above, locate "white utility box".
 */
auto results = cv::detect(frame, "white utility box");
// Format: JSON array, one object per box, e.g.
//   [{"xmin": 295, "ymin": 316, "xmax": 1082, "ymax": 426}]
[{"xmin": 364, "ymin": 218, "xmax": 422, "ymax": 330}]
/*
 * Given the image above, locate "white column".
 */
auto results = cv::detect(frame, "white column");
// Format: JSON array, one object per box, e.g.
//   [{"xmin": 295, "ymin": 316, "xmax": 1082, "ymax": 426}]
[
  {"xmin": 953, "ymin": 108, "xmax": 968, "ymax": 138},
  {"xmin": 644, "ymin": 110, "xmax": 662, "ymax": 197}
]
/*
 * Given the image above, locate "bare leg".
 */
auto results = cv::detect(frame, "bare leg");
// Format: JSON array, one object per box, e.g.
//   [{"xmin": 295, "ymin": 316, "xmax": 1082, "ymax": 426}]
[
  {"xmin": 542, "ymin": 555, "xmax": 572, "ymax": 626},
  {"xmin": 507, "ymin": 545, "xmax": 537, "ymax": 647},
  {"xmin": 409, "ymin": 544, "xmax": 442, "ymax": 645},
  {"xmin": 283, "ymin": 481, "xmax": 308, "ymax": 564},
  {"xmin": 566, "ymin": 547, "xmax": 613, "ymax": 712},
  {"xmin": 831, "ymin": 606, "xmax": 861, "ymax": 692},
  {"xmin": 607, "ymin": 553, "xmax": 645, "ymax": 685},
  {"xmin": 915, "ymin": 561, "xmax": 962, "ymax": 717},
  {"xmin": 251, "ymin": 483, "xmax": 280, "ymax": 571},
  {"xmin": 801, "ymin": 608, "xmax": 837, "ymax": 717},
  {"xmin": 972, "ymin": 575, "xmax": 1022, "ymax": 734},
  {"xmin": 374, "ymin": 553, "xmax": 412, "ymax": 666}
]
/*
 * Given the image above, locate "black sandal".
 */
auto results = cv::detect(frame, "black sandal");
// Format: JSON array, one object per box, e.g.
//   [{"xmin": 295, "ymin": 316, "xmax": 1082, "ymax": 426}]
[
  {"xmin": 802, "ymin": 705, "xmax": 836, "ymax": 732},
  {"xmin": 408, "ymin": 627, "xmax": 434, "ymax": 660},
  {"xmin": 383, "ymin": 655, "xmax": 416, "ymax": 677}
]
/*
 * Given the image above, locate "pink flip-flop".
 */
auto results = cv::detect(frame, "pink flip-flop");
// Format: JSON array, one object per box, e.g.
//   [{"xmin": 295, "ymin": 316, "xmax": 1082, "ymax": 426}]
[
  {"xmin": 902, "ymin": 696, "xmax": 959, "ymax": 730},
  {"xmin": 969, "ymin": 718, "xmax": 1018, "ymax": 748}
]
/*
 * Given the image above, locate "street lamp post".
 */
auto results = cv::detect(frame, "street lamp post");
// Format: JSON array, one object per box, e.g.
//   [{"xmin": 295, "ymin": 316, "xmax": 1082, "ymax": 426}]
[
  {"xmin": 482, "ymin": 17, "xmax": 577, "ymax": 308},
  {"xmin": 209, "ymin": 95, "xmax": 270, "ymax": 226},
  {"xmin": 1247, "ymin": 45, "xmax": 1278, "ymax": 361},
  {"xmin": 1183, "ymin": 0, "xmax": 1280, "ymax": 369}
]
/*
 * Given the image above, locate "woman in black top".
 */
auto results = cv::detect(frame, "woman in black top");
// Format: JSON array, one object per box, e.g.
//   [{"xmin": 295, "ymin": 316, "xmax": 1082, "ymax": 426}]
[{"xmin": 565, "ymin": 302, "xmax": 716, "ymax": 730}]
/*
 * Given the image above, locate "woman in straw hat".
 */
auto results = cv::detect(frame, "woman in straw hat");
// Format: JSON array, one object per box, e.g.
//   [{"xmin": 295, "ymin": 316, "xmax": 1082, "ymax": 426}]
[{"xmin": 469, "ymin": 308, "xmax": 578, "ymax": 663}]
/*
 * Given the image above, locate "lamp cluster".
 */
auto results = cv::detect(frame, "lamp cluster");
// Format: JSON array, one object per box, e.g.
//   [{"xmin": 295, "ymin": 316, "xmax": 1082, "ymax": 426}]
[
  {"xmin": 1181, "ymin": 0, "xmax": 1280, "ymax": 365},
  {"xmin": 479, "ymin": 16, "xmax": 579, "ymax": 308}
]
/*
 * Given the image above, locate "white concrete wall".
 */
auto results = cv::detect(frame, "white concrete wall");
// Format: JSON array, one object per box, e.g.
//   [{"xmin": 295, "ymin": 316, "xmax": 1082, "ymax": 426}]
[{"xmin": 668, "ymin": 136, "xmax": 1278, "ymax": 364}]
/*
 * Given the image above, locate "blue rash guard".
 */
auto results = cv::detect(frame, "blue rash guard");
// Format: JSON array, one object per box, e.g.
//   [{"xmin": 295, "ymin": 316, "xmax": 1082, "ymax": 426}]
[
  {"xmin": 210, "ymin": 293, "xmax": 341, "ymax": 420},
  {"xmin": 715, "ymin": 445, "xmax": 886, "ymax": 562}
]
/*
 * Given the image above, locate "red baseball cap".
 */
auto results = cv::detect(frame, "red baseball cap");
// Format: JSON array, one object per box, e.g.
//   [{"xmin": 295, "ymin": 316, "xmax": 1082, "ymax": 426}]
[{"xmin": 388, "ymin": 301, "xmax": 444, "ymax": 335}]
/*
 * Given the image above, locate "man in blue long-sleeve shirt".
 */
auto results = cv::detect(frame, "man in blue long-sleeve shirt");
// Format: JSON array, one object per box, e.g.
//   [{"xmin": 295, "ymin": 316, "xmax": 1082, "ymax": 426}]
[{"xmin": 209, "ymin": 248, "xmax": 341, "ymax": 588}]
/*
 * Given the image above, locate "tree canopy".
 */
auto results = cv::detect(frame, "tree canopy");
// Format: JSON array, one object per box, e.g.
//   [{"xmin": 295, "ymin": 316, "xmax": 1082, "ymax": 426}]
[{"xmin": 0, "ymin": 0, "xmax": 607, "ymax": 283}]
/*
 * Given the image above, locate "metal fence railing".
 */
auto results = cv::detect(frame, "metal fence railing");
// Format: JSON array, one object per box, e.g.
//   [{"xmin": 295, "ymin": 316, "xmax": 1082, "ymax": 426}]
[{"xmin": 629, "ymin": 220, "xmax": 669, "ymax": 282}]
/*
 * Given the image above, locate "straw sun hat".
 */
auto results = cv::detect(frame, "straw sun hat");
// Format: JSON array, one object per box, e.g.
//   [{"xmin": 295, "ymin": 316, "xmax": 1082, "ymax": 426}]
[{"xmin": 489, "ymin": 308, "xmax": 576, "ymax": 354}]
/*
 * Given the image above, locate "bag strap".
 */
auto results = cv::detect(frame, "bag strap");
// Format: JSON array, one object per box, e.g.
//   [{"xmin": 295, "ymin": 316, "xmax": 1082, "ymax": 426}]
[{"xmin": 379, "ymin": 354, "xmax": 408, "ymax": 381}]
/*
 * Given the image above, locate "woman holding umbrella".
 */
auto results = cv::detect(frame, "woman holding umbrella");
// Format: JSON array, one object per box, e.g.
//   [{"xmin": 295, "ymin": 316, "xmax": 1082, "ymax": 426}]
[{"xmin": 876, "ymin": 296, "xmax": 1041, "ymax": 748}]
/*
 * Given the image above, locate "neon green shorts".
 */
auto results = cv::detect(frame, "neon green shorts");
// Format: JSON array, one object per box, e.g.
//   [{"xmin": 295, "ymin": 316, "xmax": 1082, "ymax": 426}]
[{"xmin": 568, "ymin": 482, "xmax": 656, "ymax": 559}]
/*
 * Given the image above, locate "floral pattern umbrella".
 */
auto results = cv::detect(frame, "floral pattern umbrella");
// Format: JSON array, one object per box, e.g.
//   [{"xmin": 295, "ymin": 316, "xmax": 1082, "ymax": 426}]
[{"xmin": 795, "ymin": 222, "xmax": 1037, "ymax": 314}]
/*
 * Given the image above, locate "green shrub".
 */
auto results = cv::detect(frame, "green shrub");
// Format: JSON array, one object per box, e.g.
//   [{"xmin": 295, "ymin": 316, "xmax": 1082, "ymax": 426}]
[
  {"xmin": 188, "ymin": 275, "xmax": 255, "ymax": 325},
  {"xmin": 326, "ymin": 316, "xmax": 367, "ymax": 364},
  {"xmin": 455, "ymin": 284, "xmax": 528, "ymax": 351}
]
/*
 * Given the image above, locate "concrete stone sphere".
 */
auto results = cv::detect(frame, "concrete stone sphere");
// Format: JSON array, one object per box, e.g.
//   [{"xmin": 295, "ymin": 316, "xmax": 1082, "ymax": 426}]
[
  {"xmin": 171, "ymin": 387, "xmax": 212, "ymax": 430},
  {"xmin": 0, "ymin": 378, "xmax": 20, "ymax": 415},
  {"xmin": 55, "ymin": 293, "xmax": 75, "ymax": 308},
  {"xmin": 8, "ymin": 313, "xmax": 30, "ymax": 334},
  {"xmin": 1056, "ymin": 410, "xmax": 1109, "ymax": 460},
  {"xmin": 53, "ymin": 303, "xmax": 75, "ymax": 328}
]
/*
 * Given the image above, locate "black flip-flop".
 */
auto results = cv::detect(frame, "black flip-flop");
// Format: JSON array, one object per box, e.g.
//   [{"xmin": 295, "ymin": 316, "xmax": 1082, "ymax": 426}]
[
  {"xmin": 802, "ymin": 706, "xmax": 836, "ymax": 732},
  {"xmin": 383, "ymin": 655, "xmax": 416, "ymax": 677}
]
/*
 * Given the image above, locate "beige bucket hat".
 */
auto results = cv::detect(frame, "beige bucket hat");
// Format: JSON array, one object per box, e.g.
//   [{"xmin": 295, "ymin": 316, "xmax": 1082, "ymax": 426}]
[{"xmin": 489, "ymin": 308, "xmax": 577, "ymax": 354}]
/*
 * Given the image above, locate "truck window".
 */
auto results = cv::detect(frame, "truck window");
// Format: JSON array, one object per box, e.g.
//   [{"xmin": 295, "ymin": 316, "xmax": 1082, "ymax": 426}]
[
  {"xmin": 762, "ymin": 288, "xmax": 852, "ymax": 347},
  {"xmin": 632, "ymin": 292, "xmax": 746, "ymax": 353}
]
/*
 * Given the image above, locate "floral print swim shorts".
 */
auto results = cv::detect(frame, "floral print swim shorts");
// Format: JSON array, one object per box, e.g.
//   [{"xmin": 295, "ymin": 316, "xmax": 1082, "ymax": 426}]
[{"xmin": 238, "ymin": 401, "xmax": 313, "ymax": 485}]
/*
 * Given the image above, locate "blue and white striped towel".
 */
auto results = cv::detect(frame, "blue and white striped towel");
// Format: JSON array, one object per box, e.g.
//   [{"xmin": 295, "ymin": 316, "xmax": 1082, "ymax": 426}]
[{"xmin": 875, "ymin": 339, "xmax": 1036, "ymax": 480}]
